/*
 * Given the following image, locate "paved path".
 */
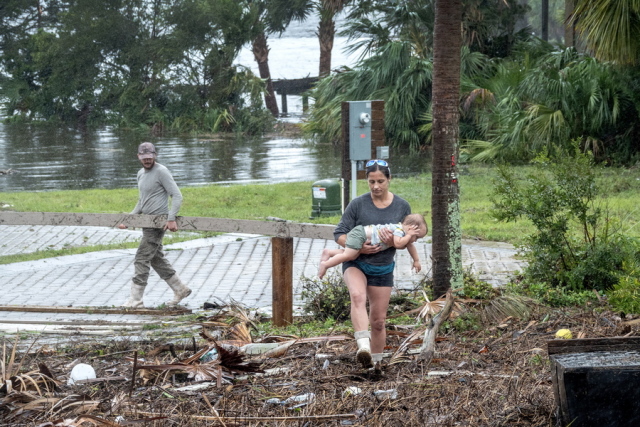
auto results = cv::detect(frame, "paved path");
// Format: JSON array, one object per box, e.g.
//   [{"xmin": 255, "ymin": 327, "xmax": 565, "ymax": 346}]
[{"xmin": 0, "ymin": 225, "xmax": 525, "ymax": 335}]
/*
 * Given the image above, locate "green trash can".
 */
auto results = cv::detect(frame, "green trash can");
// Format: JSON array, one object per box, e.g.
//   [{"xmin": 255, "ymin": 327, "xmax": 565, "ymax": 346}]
[{"xmin": 310, "ymin": 179, "xmax": 342, "ymax": 218}]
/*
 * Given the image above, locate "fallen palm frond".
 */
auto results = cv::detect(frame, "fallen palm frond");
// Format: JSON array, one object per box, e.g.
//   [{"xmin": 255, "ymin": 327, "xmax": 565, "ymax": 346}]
[
  {"xmin": 420, "ymin": 290, "xmax": 455, "ymax": 363},
  {"xmin": 387, "ymin": 328, "xmax": 426, "ymax": 365},
  {"xmin": 225, "ymin": 299, "xmax": 260, "ymax": 331},
  {"xmin": 416, "ymin": 291, "xmax": 464, "ymax": 321},
  {"xmin": 2, "ymin": 337, "xmax": 59, "ymax": 397},
  {"xmin": 481, "ymin": 294, "xmax": 537, "ymax": 324},
  {"xmin": 1, "ymin": 369, "xmax": 60, "ymax": 395},
  {"xmin": 49, "ymin": 394, "xmax": 101, "ymax": 417},
  {"xmin": 228, "ymin": 322, "xmax": 253, "ymax": 344},
  {"xmin": 1, "ymin": 393, "xmax": 100, "ymax": 424},
  {"xmin": 136, "ymin": 340, "xmax": 264, "ymax": 385}
]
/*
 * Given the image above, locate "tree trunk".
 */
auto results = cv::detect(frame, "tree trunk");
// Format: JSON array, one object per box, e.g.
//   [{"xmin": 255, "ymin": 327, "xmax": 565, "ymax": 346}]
[
  {"xmin": 431, "ymin": 0, "xmax": 463, "ymax": 299},
  {"xmin": 318, "ymin": 13, "xmax": 335, "ymax": 77},
  {"xmin": 564, "ymin": 0, "xmax": 575, "ymax": 47},
  {"xmin": 541, "ymin": 0, "xmax": 549, "ymax": 41},
  {"xmin": 252, "ymin": 31, "xmax": 279, "ymax": 117}
]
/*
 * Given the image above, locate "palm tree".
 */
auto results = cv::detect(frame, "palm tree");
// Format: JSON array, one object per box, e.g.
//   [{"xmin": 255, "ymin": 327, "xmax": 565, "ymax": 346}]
[
  {"xmin": 463, "ymin": 42, "xmax": 639, "ymax": 163},
  {"xmin": 431, "ymin": 0, "xmax": 463, "ymax": 298},
  {"xmin": 317, "ymin": 0, "xmax": 350, "ymax": 77},
  {"xmin": 248, "ymin": 0, "xmax": 312, "ymax": 116},
  {"xmin": 564, "ymin": 0, "xmax": 575, "ymax": 47},
  {"xmin": 570, "ymin": 0, "xmax": 640, "ymax": 65}
]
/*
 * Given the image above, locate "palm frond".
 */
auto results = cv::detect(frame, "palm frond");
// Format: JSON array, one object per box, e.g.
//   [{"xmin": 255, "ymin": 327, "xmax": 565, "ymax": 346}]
[{"xmin": 481, "ymin": 294, "xmax": 538, "ymax": 324}]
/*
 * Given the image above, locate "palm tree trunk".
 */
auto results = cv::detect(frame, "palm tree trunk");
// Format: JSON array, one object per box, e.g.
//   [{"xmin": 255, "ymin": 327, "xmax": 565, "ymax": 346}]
[
  {"xmin": 564, "ymin": 0, "xmax": 575, "ymax": 47},
  {"xmin": 431, "ymin": 0, "xmax": 463, "ymax": 299},
  {"xmin": 252, "ymin": 31, "xmax": 279, "ymax": 117},
  {"xmin": 318, "ymin": 13, "xmax": 335, "ymax": 77}
]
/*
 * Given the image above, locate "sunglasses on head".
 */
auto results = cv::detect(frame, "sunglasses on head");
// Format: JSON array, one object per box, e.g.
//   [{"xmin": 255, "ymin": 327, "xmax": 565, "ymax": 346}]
[{"xmin": 366, "ymin": 159, "xmax": 388, "ymax": 167}]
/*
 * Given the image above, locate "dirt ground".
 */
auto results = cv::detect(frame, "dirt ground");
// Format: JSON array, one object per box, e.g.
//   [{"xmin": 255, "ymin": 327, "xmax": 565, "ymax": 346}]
[{"xmin": 0, "ymin": 299, "xmax": 634, "ymax": 427}]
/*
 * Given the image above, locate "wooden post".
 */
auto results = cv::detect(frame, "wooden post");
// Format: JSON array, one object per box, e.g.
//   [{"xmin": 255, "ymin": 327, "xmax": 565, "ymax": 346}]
[
  {"xmin": 341, "ymin": 101, "xmax": 351, "ymax": 210},
  {"xmin": 370, "ymin": 100, "xmax": 385, "ymax": 162},
  {"xmin": 271, "ymin": 236, "xmax": 293, "ymax": 326},
  {"xmin": 302, "ymin": 95, "xmax": 309, "ymax": 112},
  {"xmin": 280, "ymin": 92, "xmax": 288, "ymax": 114}
]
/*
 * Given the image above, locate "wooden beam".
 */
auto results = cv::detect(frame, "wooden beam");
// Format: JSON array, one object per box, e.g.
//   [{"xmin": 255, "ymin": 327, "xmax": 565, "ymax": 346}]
[
  {"xmin": 0, "ymin": 305, "xmax": 190, "ymax": 316},
  {"xmin": 0, "ymin": 212, "xmax": 335, "ymax": 323},
  {"xmin": 547, "ymin": 337, "xmax": 640, "ymax": 355},
  {"xmin": 271, "ymin": 237, "xmax": 294, "ymax": 326},
  {"xmin": 0, "ymin": 212, "xmax": 335, "ymax": 240}
]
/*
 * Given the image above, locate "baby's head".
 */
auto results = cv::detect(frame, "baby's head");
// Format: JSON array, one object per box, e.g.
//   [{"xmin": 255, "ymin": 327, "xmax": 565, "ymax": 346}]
[{"xmin": 402, "ymin": 214, "xmax": 428, "ymax": 239}]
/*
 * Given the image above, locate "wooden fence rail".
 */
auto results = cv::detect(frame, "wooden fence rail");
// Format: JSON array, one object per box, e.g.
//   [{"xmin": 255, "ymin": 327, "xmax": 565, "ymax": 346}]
[{"xmin": 0, "ymin": 212, "xmax": 336, "ymax": 326}]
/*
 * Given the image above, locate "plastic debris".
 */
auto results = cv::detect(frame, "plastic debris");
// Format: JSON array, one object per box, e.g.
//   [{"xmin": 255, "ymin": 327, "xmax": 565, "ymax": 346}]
[
  {"xmin": 373, "ymin": 389, "xmax": 397, "ymax": 400},
  {"xmin": 281, "ymin": 393, "xmax": 315, "ymax": 408},
  {"xmin": 200, "ymin": 348, "xmax": 218, "ymax": 363},
  {"xmin": 343, "ymin": 386, "xmax": 362, "ymax": 397},
  {"xmin": 67, "ymin": 363, "xmax": 96, "ymax": 385}
]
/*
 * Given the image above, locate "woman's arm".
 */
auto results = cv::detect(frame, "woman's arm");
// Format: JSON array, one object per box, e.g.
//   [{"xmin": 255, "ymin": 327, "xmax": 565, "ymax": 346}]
[{"xmin": 334, "ymin": 197, "xmax": 360, "ymax": 246}]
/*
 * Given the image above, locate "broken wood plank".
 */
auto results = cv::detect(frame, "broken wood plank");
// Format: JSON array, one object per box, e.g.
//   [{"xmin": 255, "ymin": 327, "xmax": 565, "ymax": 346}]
[
  {"xmin": 547, "ymin": 336, "xmax": 640, "ymax": 355},
  {"xmin": 0, "ymin": 305, "xmax": 191, "ymax": 316}
]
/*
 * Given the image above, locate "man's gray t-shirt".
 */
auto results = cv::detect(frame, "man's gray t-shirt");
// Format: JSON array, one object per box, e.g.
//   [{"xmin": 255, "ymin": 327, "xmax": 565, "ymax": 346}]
[
  {"xmin": 334, "ymin": 193, "xmax": 411, "ymax": 266},
  {"xmin": 130, "ymin": 163, "xmax": 182, "ymax": 221}
]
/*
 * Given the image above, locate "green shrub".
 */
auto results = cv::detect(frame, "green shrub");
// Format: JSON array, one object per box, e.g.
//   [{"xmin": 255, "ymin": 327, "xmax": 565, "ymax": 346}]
[
  {"xmin": 492, "ymin": 146, "xmax": 638, "ymax": 292},
  {"xmin": 455, "ymin": 270, "xmax": 497, "ymax": 300},
  {"xmin": 444, "ymin": 313, "xmax": 482, "ymax": 333},
  {"xmin": 300, "ymin": 273, "xmax": 351, "ymax": 321},
  {"xmin": 608, "ymin": 270, "xmax": 640, "ymax": 315},
  {"xmin": 506, "ymin": 280, "xmax": 599, "ymax": 307}
]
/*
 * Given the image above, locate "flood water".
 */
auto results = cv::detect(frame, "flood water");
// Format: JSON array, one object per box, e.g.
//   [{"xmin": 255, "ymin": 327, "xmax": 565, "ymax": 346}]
[
  {"xmin": 0, "ymin": 12, "xmax": 430, "ymax": 193},
  {"xmin": 0, "ymin": 122, "xmax": 429, "ymax": 192}
]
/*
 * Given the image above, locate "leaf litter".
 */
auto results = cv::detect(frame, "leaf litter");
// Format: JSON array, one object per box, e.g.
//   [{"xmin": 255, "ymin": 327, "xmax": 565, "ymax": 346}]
[{"xmin": 0, "ymin": 297, "xmax": 635, "ymax": 426}]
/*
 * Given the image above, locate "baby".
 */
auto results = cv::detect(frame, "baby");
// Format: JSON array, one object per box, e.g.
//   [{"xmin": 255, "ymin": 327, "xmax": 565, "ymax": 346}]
[{"xmin": 318, "ymin": 213, "xmax": 428, "ymax": 279}]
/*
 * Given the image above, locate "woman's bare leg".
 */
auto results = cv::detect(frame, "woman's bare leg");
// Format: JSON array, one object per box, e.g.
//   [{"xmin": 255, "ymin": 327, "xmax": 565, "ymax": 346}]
[
  {"xmin": 344, "ymin": 266, "xmax": 373, "ymax": 367},
  {"xmin": 344, "ymin": 266, "xmax": 369, "ymax": 330},
  {"xmin": 367, "ymin": 285, "xmax": 392, "ymax": 354}
]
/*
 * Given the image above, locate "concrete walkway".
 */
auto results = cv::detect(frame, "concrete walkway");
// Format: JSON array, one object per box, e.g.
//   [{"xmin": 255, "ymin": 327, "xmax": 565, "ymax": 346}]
[{"xmin": 0, "ymin": 225, "xmax": 525, "ymax": 335}]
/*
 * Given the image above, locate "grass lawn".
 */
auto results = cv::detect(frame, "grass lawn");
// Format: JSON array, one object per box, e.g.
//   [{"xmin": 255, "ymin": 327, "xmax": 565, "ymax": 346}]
[{"xmin": 1, "ymin": 164, "xmax": 638, "ymax": 263}]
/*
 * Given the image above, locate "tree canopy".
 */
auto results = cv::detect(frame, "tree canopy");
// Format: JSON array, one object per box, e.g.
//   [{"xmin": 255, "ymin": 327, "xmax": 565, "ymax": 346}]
[
  {"xmin": 0, "ymin": 0, "xmax": 271, "ymax": 133},
  {"xmin": 302, "ymin": 0, "xmax": 640, "ymax": 165}
]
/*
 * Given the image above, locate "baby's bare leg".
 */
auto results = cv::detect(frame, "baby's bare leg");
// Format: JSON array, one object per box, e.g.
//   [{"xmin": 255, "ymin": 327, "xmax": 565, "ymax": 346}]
[
  {"xmin": 318, "ymin": 247, "xmax": 361, "ymax": 279},
  {"xmin": 320, "ymin": 248, "xmax": 342, "ymax": 263}
]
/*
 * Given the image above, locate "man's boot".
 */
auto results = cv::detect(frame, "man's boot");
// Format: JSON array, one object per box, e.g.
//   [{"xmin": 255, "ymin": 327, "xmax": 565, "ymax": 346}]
[
  {"xmin": 165, "ymin": 273, "xmax": 192, "ymax": 306},
  {"xmin": 354, "ymin": 330, "xmax": 373, "ymax": 368},
  {"xmin": 122, "ymin": 282, "xmax": 145, "ymax": 308}
]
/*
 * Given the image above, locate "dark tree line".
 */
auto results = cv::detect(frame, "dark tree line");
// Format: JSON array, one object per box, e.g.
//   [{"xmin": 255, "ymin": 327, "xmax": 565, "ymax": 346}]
[{"xmin": 0, "ymin": 0, "xmax": 351, "ymax": 132}]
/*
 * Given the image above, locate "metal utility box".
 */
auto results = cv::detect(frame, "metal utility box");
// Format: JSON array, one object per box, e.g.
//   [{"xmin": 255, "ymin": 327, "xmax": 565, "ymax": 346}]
[
  {"xmin": 310, "ymin": 179, "xmax": 341, "ymax": 218},
  {"xmin": 348, "ymin": 101, "xmax": 372, "ymax": 161},
  {"xmin": 548, "ymin": 337, "xmax": 640, "ymax": 427}
]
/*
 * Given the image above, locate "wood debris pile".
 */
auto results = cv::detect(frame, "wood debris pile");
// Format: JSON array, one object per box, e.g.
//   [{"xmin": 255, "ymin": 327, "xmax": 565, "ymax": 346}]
[{"xmin": 0, "ymin": 299, "xmax": 635, "ymax": 426}]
